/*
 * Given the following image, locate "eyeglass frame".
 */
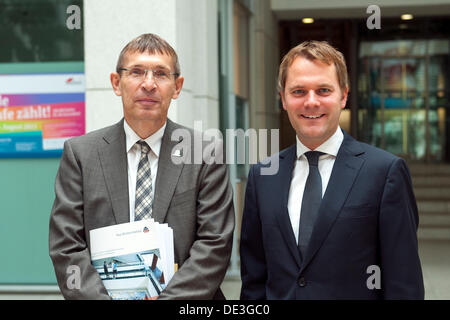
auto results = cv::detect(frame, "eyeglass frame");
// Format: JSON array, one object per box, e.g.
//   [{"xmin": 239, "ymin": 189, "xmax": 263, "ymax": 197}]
[{"xmin": 118, "ymin": 67, "xmax": 180, "ymax": 83}]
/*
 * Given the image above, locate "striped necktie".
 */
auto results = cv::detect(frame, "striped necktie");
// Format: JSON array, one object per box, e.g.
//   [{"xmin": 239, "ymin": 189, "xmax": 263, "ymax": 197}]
[{"xmin": 134, "ymin": 140, "xmax": 153, "ymax": 221}]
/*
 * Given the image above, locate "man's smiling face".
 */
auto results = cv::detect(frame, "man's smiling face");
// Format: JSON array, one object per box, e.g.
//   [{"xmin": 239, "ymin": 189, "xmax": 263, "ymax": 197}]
[{"xmin": 281, "ymin": 56, "xmax": 348, "ymax": 150}]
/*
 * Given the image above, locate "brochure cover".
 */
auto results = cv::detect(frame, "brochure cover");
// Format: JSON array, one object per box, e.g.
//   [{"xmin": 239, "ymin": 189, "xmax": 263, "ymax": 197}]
[{"xmin": 90, "ymin": 219, "xmax": 174, "ymax": 300}]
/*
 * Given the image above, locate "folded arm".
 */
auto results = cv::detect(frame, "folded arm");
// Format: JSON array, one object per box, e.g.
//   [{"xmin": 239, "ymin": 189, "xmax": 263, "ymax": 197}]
[
  {"xmin": 49, "ymin": 140, "xmax": 110, "ymax": 300},
  {"xmin": 158, "ymin": 158, "xmax": 235, "ymax": 300}
]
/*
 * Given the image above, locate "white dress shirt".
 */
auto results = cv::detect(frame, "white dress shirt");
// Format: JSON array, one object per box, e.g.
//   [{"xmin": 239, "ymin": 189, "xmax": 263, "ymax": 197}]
[
  {"xmin": 287, "ymin": 126, "xmax": 344, "ymax": 244},
  {"xmin": 124, "ymin": 120, "xmax": 166, "ymax": 221}
]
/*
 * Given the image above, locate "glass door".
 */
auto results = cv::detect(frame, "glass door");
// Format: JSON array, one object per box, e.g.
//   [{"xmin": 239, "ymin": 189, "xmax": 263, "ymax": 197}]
[{"xmin": 358, "ymin": 40, "xmax": 449, "ymax": 162}]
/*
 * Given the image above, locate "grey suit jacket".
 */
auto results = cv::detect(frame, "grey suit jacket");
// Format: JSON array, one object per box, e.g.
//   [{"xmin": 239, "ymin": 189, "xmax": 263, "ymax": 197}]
[{"xmin": 49, "ymin": 118, "xmax": 235, "ymax": 299}]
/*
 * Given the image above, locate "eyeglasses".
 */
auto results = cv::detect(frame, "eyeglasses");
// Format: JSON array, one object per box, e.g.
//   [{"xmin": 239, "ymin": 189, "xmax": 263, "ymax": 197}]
[{"xmin": 118, "ymin": 67, "xmax": 179, "ymax": 83}]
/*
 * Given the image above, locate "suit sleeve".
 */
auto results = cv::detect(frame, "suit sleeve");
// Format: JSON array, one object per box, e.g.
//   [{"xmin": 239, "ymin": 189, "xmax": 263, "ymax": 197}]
[
  {"xmin": 48, "ymin": 140, "xmax": 110, "ymax": 300},
  {"xmin": 240, "ymin": 165, "xmax": 267, "ymax": 300},
  {"xmin": 378, "ymin": 158, "xmax": 425, "ymax": 299},
  {"xmin": 158, "ymin": 144, "xmax": 235, "ymax": 300}
]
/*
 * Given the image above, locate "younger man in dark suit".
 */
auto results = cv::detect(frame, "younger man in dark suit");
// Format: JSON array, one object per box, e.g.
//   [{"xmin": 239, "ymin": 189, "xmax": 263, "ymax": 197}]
[{"xmin": 240, "ymin": 40, "xmax": 424, "ymax": 299}]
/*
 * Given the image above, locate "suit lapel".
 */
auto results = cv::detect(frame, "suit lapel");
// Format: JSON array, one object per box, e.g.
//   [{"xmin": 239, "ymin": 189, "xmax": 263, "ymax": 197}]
[
  {"xmin": 152, "ymin": 119, "xmax": 185, "ymax": 223},
  {"xmin": 98, "ymin": 119, "xmax": 130, "ymax": 225},
  {"xmin": 300, "ymin": 131, "xmax": 365, "ymax": 271},
  {"xmin": 275, "ymin": 145, "xmax": 303, "ymax": 268}
]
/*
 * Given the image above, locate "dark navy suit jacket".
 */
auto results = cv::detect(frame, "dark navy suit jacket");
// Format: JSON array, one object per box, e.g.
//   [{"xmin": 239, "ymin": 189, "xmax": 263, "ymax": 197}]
[{"xmin": 240, "ymin": 131, "xmax": 424, "ymax": 299}]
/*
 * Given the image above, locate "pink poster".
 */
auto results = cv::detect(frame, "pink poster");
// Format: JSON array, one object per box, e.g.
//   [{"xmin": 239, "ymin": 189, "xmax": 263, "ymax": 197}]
[{"xmin": 0, "ymin": 73, "xmax": 85, "ymax": 157}]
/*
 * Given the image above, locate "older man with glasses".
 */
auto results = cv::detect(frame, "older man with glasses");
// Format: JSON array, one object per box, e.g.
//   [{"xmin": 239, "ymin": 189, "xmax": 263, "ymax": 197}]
[{"xmin": 49, "ymin": 33, "xmax": 235, "ymax": 300}]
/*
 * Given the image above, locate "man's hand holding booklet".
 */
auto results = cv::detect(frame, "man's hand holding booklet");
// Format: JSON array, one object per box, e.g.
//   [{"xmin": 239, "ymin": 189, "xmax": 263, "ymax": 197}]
[{"xmin": 89, "ymin": 219, "xmax": 174, "ymax": 300}]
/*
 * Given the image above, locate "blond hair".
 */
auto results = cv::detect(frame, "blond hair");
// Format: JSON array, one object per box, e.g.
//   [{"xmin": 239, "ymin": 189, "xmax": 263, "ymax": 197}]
[{"xmin": 278, "ymin": 40, "xmax": 349, "ymax": 94}]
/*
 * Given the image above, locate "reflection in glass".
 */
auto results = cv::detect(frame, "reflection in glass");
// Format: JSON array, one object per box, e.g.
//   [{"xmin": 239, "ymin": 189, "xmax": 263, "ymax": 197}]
[{"xmin": 358, "ymin": 39, "xmax": 449, "ymax": 162}]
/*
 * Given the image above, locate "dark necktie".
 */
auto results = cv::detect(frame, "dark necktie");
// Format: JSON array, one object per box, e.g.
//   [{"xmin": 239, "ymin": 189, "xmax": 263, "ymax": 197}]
[
  {"xmin": 298, "ymin": 151, "xmax": 324, "ymax": 258},
  {"xmin": 134, "ymin": 140, "xmax": 153, "ymax": 221}
]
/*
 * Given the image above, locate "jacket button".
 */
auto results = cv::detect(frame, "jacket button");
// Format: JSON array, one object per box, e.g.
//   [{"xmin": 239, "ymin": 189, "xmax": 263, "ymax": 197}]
[{"xmin": 298, "ymin": 277, "xmax": 306, "ymax": 287}]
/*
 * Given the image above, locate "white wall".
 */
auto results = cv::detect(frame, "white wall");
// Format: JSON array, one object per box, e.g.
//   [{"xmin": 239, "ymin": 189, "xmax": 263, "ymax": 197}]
[
  {"xmin": 174, "ymin": 0, "xmax": 219, "ymax": 130},
  {"xmin": 250, "ymin": 0, "xmax": 280, "ymax": 131},
  {"xmin": 83, "ymin": 0, "xmax": 219, "ymax": 133}
]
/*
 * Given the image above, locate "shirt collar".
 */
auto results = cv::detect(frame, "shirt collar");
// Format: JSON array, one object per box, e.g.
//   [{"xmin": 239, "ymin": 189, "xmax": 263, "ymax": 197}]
[
  {"xmin": 296, "ymin": 126, "xmax": 344, "ymax": 159},
  {"xmin": 124, "ymin": 120, "xmax": 166, "ymax": 157}
]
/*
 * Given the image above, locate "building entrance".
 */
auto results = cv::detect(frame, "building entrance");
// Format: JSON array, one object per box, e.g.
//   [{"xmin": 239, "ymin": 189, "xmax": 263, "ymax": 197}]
[{"xmin": 358, "ymin": 40, "xmax": 449, "ymax": 162}]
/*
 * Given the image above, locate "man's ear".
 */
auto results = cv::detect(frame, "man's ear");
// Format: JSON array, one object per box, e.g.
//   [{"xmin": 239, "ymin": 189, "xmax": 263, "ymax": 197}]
[
  {"xmin": 280, "ymin": 91, "xmax": 287, "ymax": 111},
  {"xmin": 172, "ymin": 75, "xmax": 184, "ymax": 99},
  {"xmin": 110, "ymin": 72, "xmax": 122, "ymax": 96},
  {"xmin": 340, "ymin": 86, "xmax": 349, "ymax": 109}
]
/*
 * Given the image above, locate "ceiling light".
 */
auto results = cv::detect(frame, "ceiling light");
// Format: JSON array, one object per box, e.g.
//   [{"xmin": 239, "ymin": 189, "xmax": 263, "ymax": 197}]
[
  {"xmin": 401, "ymin": 14, "xmax": 413, "ymax": 20},
  {"xmin": 302, "ymin": 18, "xmax": 314, "ymax": 24}
]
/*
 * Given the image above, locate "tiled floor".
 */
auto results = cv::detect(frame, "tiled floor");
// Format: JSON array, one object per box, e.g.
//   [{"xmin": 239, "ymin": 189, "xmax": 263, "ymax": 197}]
[
  {"xmin": 418, "ymin": 240, "xmax": 450, "ymax": 300},
  {"xmin": 221, "ymin": 239, "xmax": 450, "ymax": 300}
]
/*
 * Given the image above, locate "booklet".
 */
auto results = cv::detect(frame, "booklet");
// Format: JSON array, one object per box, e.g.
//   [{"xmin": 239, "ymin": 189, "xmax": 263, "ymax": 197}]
[{"xmin": 90, "ymin": 219, "xmax": 174, "ymax": 300}]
